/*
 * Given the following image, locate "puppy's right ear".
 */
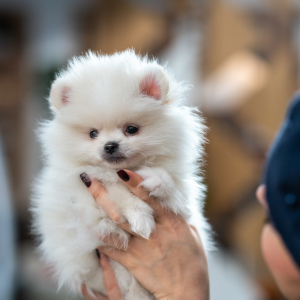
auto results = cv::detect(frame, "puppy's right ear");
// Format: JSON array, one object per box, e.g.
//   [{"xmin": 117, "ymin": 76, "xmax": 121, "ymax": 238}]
[
  {"xmin": 48, "ymin": 77, "xmax": 72, "ymax": 111},
  {"xmin": 139, "ymin": 66, "xmax": 169, "ymax": 103}
]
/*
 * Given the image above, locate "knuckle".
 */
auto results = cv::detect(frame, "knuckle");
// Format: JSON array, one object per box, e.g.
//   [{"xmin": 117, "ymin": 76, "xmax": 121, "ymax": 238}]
[
  {"xmin": 93, "ymin": 189, "xmax": 102, "ymax": 201},
  {"xmin": 91, "ymin": 183, "xmax": 107, "ymax": 201},
  {"xmin": 136, "ymin": 184, "xmax": 149, "ymax": 198},
  {"xmin": 126, "ymin": 259, "xmax": 138, "ymax": 272},
  {"xmin": 109, "ymin": 210, "xmax": 123, "ymax": 223}
]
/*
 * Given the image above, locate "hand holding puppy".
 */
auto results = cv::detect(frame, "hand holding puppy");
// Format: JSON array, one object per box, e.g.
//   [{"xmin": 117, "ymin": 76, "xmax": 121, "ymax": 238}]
[{"xmin": 81, "ymin": 170, "xmax": 209, "ymax": 300}]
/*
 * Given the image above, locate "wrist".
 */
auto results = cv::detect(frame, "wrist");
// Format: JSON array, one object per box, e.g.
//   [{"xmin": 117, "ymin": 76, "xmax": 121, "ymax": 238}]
[
  {"xmin": 156, "ymin": 288, "xmax": 209, "ymax": 300},
  {"xmin": 155, "ymin": 271, "xmax": 209, "ymax": 300}
]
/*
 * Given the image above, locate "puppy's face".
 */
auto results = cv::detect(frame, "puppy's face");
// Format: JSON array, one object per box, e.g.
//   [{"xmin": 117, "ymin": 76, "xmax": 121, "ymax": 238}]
[
  {"xmin": 93, "ymin": 125, "xmax": 139, "ymax": 165},
  {"xmin": 47, "ymin": 53, "xmax": 176, "ymax": 170},
  {"xmin": 79, "ymin": 120, "xmax": 157, "ymax": 169},
  {"xmin": 63, "ymin": 113, "xmax": 163, "ymax": 170}
]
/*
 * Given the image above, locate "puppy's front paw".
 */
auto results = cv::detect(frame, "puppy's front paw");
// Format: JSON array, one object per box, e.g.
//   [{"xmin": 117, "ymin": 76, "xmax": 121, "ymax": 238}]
[
  {"xmin": 137, "ymin": 167, "xmax": 174, "ymax": 199},
  {"xmin": 123, "ymin": 200, "xmax": 155, "ymax": 239},
  {"xmin": 94, "ymin": 218, "xmax": 130, "ymax": 249}
]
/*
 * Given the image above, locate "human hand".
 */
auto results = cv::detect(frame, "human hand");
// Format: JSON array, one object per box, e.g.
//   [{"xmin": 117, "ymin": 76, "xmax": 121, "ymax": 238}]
[
  {"xmin": 81, "ymin": 169, "xmax": 209, "ymax": 300},
  {"xmin": 257, "ymin": 185, "xmax": 300, "ymax": 300},
  {"xmin": 81, "ymin": 252, "xmax": 123, "ymax": 300}
]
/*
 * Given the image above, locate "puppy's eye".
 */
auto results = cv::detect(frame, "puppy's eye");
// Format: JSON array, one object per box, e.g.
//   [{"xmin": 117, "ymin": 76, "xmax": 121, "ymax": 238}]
[
  {"xmin": 125, "ymin": 126, "xmax": 139, "ymax": 135},
  {"xmin": 89, "ymin": 129, "xmax": 99, "ymax": 139}
]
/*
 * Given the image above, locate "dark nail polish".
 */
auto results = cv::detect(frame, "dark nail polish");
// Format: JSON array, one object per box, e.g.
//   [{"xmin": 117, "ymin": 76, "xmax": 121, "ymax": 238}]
[
  {"xmin": 80, "ymin": 173, "xmax": 92, "ymax": 188},
  {"xmin": 117, "ymin": 170, "xmax": 129, "ymax": 182},
  {"xmin": 95, "ymin": 249, "xmax": 100, "ymax": 259}
]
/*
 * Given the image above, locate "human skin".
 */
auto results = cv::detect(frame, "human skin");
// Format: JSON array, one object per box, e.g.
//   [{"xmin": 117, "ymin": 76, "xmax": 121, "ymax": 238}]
[
  {"xmin": 256, "ymin": 185, "xmax": 300, "ymax": 300},
  {"xmin": 81, "ymin": 169, "xmax": 209, "ymax": 300}
]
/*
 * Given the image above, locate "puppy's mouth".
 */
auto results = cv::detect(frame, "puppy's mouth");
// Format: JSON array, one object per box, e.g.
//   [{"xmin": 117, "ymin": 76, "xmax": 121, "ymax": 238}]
[{"xmin": 104, "ymin": 156, "xmax": 127, "ymax": 164}]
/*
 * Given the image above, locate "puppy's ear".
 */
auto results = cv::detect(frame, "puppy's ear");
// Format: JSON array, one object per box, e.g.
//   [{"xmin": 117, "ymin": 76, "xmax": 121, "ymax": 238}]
[
  {"xmin": 48, "ymin": 77, "xmax": 72, "ymax": 111},
  {"xmin": 139, "ymin": 66, "xmax": 169, "ymax": 102}
]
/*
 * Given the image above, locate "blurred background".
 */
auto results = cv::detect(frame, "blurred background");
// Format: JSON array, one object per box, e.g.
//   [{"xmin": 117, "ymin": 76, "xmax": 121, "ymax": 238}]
[{"xmin": 0, "ymin": 0, "xmax": 300, "ymax": 299}]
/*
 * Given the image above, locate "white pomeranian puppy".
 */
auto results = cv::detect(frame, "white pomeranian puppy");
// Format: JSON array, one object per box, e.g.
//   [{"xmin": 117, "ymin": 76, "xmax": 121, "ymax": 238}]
[{"xmin": 31, "ymin": 50, "xmax": 212, "ymax": 299}]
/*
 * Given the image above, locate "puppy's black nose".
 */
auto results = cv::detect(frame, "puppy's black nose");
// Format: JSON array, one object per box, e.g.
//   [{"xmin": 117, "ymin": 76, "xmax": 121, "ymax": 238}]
[{"xmin": 104, "ymin": 142, "xmax": 119, "ymax": 154}]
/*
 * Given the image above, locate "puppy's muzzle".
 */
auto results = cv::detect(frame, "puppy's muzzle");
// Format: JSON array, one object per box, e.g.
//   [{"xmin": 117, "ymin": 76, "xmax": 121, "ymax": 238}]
[{"xmin": 104, "ymin": 142, "xmax": 119, "ymax": 154}]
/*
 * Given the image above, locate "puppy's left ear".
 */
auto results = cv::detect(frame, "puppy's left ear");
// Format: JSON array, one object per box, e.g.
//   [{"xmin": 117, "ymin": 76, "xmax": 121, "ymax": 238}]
[
  {"xmin": 139, "ymin": 65, "xmax": 169, "ymax": 103},
  {"xmin": 48, "ymin": 76, "xmax": 72, "ymax": 112}
]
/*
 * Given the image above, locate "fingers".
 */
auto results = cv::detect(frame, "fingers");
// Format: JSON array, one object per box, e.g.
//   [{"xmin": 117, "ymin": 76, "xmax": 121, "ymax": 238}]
[
  {"xmin": 80, "ymin": 173, "xmax": 108, "ymax": 196},
  {"xmin": 81, "ymin": 255, "xmax": 124, "ymax": 300},
  {"xmin": 98, "ymin": 246, "xmax": 127, "ymax": 266},
  {"xmin": 81, "ymin": 170, "xmax": 166, "ymax": 225},
  {"xmin": 81, "ymin": 174, "xmax": 126, "ymax": 223},
  {"xmin": 99, "ymin": 234, "xmax": 128, "ymax": 251},
  {"xmin": 99, "ymin": 253, "xmax": 123, "ymax": 300},
  {"xmin": 80, "ymin": 173, "xmax": 144, "ymax": 239},
  {"xmin": 116, "ymin": 222, "xmax": 140, "ymax": 237},
  {"xmin": 81, "ymin": 284, "xmax": 108, "ymax": 300},
  {"xmin": 117, "ymin": 170, "xmax": 147, "ymax": 200},
  {"xmin": 80, "ymin": 169, "xmax": 168, "ymax": 220},
  {"xmin": 117, "ymin": 169, "xmax": 165, "ymax": 217}
]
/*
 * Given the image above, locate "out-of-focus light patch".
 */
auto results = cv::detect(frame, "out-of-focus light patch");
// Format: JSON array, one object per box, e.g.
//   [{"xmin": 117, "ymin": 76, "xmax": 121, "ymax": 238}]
[
  {"xmin": 128, "ymin": 0, "xmax": 169, "ymax": 12},
  {"xmin": 201, "ymin": 51, "xmax": 270, "ymax": 115},
  {"xmin": 225, "ymin": 0, "xmax": 300, "ymax": 12},
  {"xmin": 0, "ymin": 0, "xmax": 93, "ymax": 70},
  {"xmin": 209, "ymin": 250, "xmax": 265, "ymax": 300},
  {"xmin": 293, "ymin": 19, "xmax": 300, "ymax": 84},
  {"xmin": 224, "ymin": 0, "xmax": 270, "ymax": 11},
  {"xmin": 160, "ymin": 19, "xmax": 203, "ymax": 107},
  {"xmin": 0, "ymin": 135, "xmax": 15, "ymax": 300}
]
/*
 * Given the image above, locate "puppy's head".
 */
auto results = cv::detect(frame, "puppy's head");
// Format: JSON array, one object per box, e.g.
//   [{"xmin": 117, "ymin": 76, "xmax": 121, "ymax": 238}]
[{"xmin": 46, "ymin": 51, "xmax": 187, "ymax": 169}]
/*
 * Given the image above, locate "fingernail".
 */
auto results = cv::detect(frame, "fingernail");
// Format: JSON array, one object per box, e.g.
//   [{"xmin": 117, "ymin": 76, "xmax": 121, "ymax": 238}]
[
  {"xmin": 95, "ymin": 249, "xmax": 100, "ymax": 259},
  {"xmin": 117, "ymin": 170, "xmax": 129, "ymax": 182},
  {"xmin": 80, "ymin": 173, "xmax": 92, "ymax": 188}
]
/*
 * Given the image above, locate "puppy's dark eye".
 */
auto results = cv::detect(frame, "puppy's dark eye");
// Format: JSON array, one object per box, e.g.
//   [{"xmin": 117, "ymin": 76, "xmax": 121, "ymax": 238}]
[
  {"xmin": 125, "ymin": 126, "xmax": 139, "ymax": 135},
  {"xmin": 90, "ymin": 129, "xmax": 99, "ymax": 139}
]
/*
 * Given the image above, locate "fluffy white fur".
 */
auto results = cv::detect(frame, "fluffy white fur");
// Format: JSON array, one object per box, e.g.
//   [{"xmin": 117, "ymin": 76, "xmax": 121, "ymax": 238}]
[{"xmin": 31, "ymin": 50, "xmax": 212, "ymax": 299}]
